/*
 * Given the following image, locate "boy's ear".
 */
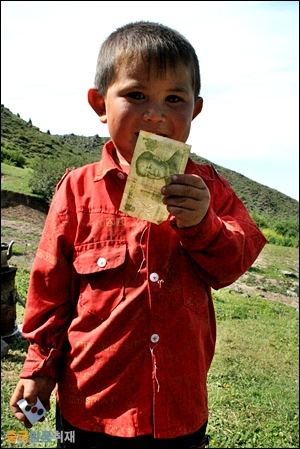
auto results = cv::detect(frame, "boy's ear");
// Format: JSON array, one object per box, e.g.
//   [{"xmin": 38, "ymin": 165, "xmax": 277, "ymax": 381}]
[
  {"xmin": 88, "ymin": 88, "xmax": 107, "ymax": 123},
  {"xmin": 192, "ymin": 97, "xmax": 203, "ymax": 120}
]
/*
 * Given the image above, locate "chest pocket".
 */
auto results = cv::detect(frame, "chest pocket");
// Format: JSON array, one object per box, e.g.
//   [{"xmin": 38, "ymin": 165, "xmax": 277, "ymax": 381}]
[{"xmin": 73, "ymin": 241, "xmax": 127, "ymax": 321}]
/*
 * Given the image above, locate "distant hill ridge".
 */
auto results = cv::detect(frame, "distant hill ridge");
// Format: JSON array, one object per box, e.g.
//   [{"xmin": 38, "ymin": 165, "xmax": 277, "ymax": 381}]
[{"xmin": 1, "ymin": 104, "xmax": 298, "ymax": 221}]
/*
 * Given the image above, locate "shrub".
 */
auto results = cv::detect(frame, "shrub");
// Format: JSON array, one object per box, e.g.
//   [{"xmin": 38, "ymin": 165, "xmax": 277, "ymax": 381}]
[
  {"xmin": 262, "ymin": 228, "xmax": 298, "ymax": 248},
  {"xmin": 1, "ymin": 148, "xmax": 26, "ymax": 168},
  {"xmin": 250, "ymin": 212, "xmax": 270, "ymax": 229},
  {"xmin": 251, "ymin": 212, "xmax": 299, "ymax": 248},
  {"xmin": 274, "ymin": 219, "xmax": 298, "ymax": 238},
  {"xmin": 29, "ymin": 154, "xmax": 94, "ymax": 204}
]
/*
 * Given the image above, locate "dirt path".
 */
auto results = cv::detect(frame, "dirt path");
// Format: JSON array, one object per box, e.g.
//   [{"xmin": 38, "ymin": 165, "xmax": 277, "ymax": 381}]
[
  {"xmin": 225, "ymin": 278, "xmax": 299, "ymax": 309},
  {"xmin": 1, "ymin": 204, "xmax": 299, "ymax": 310},
  {"xmin": 2, "ymin": 205, "xmax": 47, "ymax": 270}
]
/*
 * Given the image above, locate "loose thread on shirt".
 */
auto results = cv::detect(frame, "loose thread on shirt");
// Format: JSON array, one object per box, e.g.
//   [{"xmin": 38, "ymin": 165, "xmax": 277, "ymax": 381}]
[
  {"xmin": 157, "ymin": 279, "xmax": 164, "ymax": 288},
  {"xmin": 136, "ymin": 226, "xmax": 148, "ymax": 276},
  {"xmin": 149, "ymin": 345, "xmax": 160, "ymax": 392},
  {"xmin": 154, "ymin": 363, "xmax": 160, "ymax": 392}
]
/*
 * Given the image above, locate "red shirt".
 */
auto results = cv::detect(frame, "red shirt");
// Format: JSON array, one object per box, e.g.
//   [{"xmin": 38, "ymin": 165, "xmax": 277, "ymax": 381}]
[{"xmin": 20, "ymin": 141, "xmax": 267, "ymax": 438}]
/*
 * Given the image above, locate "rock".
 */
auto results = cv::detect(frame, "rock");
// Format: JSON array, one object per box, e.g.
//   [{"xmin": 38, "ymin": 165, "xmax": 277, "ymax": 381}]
[
  {"xmin": 281, "ymin": 271, "xmax": 298, "ymax": 278},
  {"xmin": 286, "ymin": 290, "xmax": 298, "ymax": 298}
]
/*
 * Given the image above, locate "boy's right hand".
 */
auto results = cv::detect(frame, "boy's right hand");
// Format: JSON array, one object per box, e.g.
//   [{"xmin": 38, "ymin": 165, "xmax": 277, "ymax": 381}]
[{"xmin": 10, "ymin": 377, "xmax": 56, "ymax": 428}]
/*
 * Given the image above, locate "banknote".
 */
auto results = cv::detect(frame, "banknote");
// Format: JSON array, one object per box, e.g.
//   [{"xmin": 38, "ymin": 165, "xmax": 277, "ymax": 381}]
[{"xmin": 119, "ymin": 131, "xmax": 191, "ymax": 224}]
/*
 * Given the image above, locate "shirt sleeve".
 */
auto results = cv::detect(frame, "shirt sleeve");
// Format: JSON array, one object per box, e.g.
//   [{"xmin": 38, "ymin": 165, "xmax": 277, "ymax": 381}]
[
  {"xmin": 20, "ymin": 178, "xmax": 78, "ymax": 380},
  {"xmin": 170, "ymin": 166, "xmax": 267, "ymax": 290}
]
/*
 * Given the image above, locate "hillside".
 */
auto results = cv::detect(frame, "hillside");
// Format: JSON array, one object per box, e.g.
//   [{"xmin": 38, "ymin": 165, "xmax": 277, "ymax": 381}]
[
  {"xmin": 1, "ymin": 104, "xmax": 108, "ymax": 162},
  {"xmin": 191, "ymin": 154, "xmax": 298, "ymax": 220},
  {"xmin": 1, "ymin": 104, "xmax": 298, "ymax": 222}
]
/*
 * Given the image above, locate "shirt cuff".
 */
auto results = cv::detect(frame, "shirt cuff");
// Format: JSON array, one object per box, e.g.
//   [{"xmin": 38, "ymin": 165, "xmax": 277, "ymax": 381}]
[
  {"xmin": 20, "ymin": 343, "xmax": 65, "ymax": 380},
  {"xmin": 170, "ymin": 206, "xmax": 222, "ymax": 251}
]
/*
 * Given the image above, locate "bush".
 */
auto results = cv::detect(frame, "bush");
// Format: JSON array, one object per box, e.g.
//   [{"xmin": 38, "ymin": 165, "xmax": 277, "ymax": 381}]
[
  {"xmin": 250, "ymin": 212, "xmax": 269, "ymax": 229},
  {"xmin": 251, "ymin": 212, "xmax": 299, "ymax": 248},
  {"xmin": 274, "ymin": 219, "xmax": 298, "ymax": 238},
  {"xmin": 28, "ymin": 154, "xmax": 94, "ymax": 204},
  {"xmin": 1, "ymin": 148, "xmax": 26, "ymax": 168},
  {"xmin": 262, "ymin": 228, "xmax": 298, "ymax": 248}
]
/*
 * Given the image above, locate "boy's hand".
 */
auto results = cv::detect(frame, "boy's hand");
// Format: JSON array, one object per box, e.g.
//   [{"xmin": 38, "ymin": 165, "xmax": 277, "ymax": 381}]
[
  {"xmin": 161, "ymin": 174, "xmax": 210, "ymax": 228},
  {"xmin": 10, "ymin": 377, "xmax": 56, "ymax": 428}
]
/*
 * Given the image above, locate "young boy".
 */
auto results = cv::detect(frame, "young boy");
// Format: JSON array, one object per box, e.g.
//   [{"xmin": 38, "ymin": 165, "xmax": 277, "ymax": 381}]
[{"xmin": 10, "ymin": 21, "xmax": 267, "ymax": 448}]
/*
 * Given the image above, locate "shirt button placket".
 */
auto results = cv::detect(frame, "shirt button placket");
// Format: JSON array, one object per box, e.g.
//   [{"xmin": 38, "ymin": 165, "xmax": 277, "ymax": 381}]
[
  {"xmin": 150, "ymin": 334, "xmax": 160, "ymax": 344},
  {"xmin": 149, "ymin": 272, "xmax": 159, "ymax": 283}
]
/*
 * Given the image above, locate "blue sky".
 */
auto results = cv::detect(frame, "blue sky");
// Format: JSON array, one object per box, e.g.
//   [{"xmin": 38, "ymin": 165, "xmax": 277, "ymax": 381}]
[{"xmin": 1, "ymin": 1, "xmax": 299, "ymax": 200}]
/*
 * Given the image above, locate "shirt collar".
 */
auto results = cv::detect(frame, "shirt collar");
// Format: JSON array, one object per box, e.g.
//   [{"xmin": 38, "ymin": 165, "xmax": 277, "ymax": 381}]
[
  {"xmin": 94, "ymin": 140, "xmax": 124, "ymax": 181},
  {"xmin": 94, "ymin": 140, "xmax": 216, "ymax": 183}
]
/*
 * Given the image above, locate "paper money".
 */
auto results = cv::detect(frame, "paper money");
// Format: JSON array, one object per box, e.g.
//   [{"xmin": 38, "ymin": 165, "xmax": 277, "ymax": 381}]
[{"xmin": 119, "ymin": 131, "xmax": 191, "ymax": 224}]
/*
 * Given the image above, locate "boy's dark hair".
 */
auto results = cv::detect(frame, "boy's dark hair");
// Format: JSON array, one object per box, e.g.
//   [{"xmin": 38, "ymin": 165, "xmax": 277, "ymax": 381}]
[{"xmin": 94, "ymin": 21, "xmax": 201, "ymax": 101}]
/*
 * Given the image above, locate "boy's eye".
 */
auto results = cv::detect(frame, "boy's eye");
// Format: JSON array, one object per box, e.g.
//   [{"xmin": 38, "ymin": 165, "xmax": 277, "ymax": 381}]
[
  {"xmin": 166, "ymin": 95, "xmax": 182, "ymax": 103},
  {"xmin": 127, "ymin": 92, "xmax": 145, "ymax": 100}
]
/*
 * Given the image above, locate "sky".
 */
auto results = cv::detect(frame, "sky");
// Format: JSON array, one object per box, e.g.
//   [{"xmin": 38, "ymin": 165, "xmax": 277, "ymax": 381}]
[{"xmin": 1, "ymin": 1, "xmax": 299, "ymax": 200}]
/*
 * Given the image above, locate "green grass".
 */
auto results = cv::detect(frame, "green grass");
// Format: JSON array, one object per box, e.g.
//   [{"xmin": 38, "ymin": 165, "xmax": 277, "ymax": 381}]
[
  {"xmin": 1, "ymin": 164, "xmax": 36, "ymax": 196},
  {"xmin": 207, "ymin": 290, "xmax": 299, "ymax": 448}
]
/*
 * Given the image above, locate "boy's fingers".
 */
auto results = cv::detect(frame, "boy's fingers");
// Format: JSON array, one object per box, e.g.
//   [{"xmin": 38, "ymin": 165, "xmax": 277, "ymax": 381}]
[
  {"xmin": 10, "ymin": 382, "xmax": 33, "ymax": 428},
  {"xmin": 163, "ymin": 196, "xmax": 198, "ymax": 210},
  {"xmin": 160, "ymin": 174, "xmax": 210, "ymax": 228},
  {"xmin": 171, "ymin": 173, "xmax": 206, "ymax": 187},
  {"xmin": 10, "ymin": 381, "xmax": 24, "ymax": 410},
  {"xmin": 23, "ymin": 380, "xmax": 39, "ymax": 406},
  {"xmin": 162, "ymin": 174, "xmax": 207, "ymax": 197}
]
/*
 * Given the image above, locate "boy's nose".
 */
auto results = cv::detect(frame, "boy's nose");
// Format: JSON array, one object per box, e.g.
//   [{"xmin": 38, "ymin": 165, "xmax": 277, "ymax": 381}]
[{"xmin": 142, "ymin": 103, "xmax": 166, "ymax": 122}]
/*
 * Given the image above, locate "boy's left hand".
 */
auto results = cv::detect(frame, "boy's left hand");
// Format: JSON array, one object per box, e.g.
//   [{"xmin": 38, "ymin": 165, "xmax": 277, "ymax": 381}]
[{"xmin": 161, "ymin": 174, "xmax": 210, "ymax": 228}]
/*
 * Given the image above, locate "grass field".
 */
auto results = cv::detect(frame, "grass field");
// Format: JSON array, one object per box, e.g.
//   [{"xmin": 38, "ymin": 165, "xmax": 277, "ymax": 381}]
[
  {"xmin": 208, "ymin": 290, "xmax": 298, "ymax": 448},
  {"xmin": 1, "ymin": 285, "xmax": 298, "ymax": 448},
  {"xmin": 1, "ymin": 164, "xmax": 34, "ymax": 196}
]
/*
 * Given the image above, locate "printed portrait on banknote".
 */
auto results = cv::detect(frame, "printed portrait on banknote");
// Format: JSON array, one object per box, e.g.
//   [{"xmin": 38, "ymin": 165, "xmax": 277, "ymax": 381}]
[{"xmin": 119, "ymin": 131, "xmax": 191, "ymax": 224}]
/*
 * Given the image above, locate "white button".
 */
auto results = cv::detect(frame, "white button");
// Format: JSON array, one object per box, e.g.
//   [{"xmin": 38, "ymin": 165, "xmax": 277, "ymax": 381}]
[
  {"xmin": 97, "ymin": 257, "xmax": 107, "ymax": 267},
  {"xmin": 149, "ymin": 272, "xmax": 159, "ymax": 282},
  {"xmin": 150, "ymin": 334, "xmax": 160, "ymax": 343},
  {"xmin": 117, "ymin": 172, "xmax": 125, "ymax": 179}
]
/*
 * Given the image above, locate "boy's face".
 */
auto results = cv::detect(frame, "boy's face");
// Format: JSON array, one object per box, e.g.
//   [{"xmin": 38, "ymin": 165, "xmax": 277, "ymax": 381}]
[{"xmin": 89, "ymin": 61, "xmax": 203, "ymax": 163}]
